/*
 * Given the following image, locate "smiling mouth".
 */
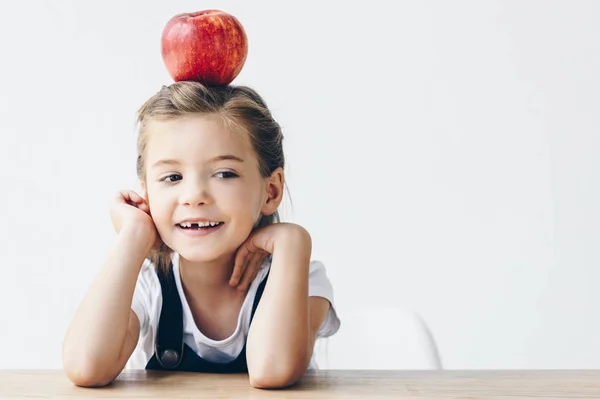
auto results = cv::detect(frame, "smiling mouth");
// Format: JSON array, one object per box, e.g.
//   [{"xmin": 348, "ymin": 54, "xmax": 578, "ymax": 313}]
[{"xmin": 177, "ymin": 222, "xmax": 224, "ymax": 230}]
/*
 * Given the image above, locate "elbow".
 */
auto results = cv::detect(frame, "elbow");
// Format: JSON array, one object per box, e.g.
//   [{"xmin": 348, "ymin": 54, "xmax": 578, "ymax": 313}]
[
  {"xmin": 62, "ymin": 356, "xmax": 116, "ymax": 388},
  {"xmin": 64, "ymin": 364, "xmax": 115, "ymax": 388},
  {"xmin": 248, "ymin": 357, "xmax": 308, "ymax": 389},
  {"xmin": 249, "ymin": 370, "xmax": 301, "ymax": 389}
]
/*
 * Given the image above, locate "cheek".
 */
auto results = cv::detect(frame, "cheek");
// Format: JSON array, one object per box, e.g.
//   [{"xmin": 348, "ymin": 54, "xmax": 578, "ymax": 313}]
[
  {"xmin": 146, "ymin": 188, "xmax": 175, "ymax": 222},
  {"xmin": 217, "ymin": 185, "xmax": 263, "ymax": 216}
]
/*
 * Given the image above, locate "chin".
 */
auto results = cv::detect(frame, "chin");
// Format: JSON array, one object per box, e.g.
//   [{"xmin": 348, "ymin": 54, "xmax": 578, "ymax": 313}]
[
  {"xmin": 174, "ymin": 245, "xmax": 234, "ymax": 263},
  {"xmin": 161, "ymin": 225, "xmax": 252, "ymax": 263}
]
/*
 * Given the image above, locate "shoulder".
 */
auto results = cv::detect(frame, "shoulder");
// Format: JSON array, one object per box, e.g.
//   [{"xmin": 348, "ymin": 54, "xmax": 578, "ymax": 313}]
[
  {"xmin": 261, "ymin": 257, "xmax": 340, "ymax": 338},
  {"xmin": 131, "ymin": 258, "xmax": 163, "ymax": 328},
  {"xmin": 136, "ymin": 258, "xmax": 162, "ymax": 293},
  {"xmin": 261, "ymin": 258, "xmax": 329, "ymax": 282},
  {"xmin": 309, "ymin": 260, "xmax": 327, "ymax": 275},
  {"xmin": 307, "ymin": 260, "xmax": 334, "ymax": 296},
  {"xmin": 307, "ymin": 260, "xmax": 340, "ymax": 338},
  {"xmin": 260, "ymin": 257, "xmax": 332, "ymax": 291}
]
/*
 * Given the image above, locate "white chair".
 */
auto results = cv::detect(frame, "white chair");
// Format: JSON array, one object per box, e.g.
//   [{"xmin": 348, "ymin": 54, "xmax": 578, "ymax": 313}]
[{"xmin": 314, "ymin": 307, "xmax": 443, "ymax": 370}]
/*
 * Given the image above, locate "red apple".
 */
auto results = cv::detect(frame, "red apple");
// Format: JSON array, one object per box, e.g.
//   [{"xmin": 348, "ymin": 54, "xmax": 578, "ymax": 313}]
[{"xmin": 161, "ymin": 10, "xmax": 248, "ymax": 86}]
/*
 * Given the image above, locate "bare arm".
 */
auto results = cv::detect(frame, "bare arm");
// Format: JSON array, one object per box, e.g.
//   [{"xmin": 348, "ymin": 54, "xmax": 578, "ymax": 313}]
[
  {"xmin": 245, "ymin": 227, "xmax": 330, "ymax": 389},
  {"xmin": 62, "ymin": 226, "xmax": 152, "ymax": 387}
]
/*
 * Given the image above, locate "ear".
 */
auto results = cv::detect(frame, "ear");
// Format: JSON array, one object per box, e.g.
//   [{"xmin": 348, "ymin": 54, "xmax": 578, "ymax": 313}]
[
  {"xmin": 260, "ymin": 168, "xmax": 284, "ymax": 216},
  {"xmin": 140, "ymin": 180, "xmax": 148, "ymax": 199}
]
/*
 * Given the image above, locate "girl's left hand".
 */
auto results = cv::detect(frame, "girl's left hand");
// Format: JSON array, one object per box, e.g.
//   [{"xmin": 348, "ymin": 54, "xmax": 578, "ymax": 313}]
[{"xmin": 229, "ymin": 223, "xmax": 310, "ymax": 291}]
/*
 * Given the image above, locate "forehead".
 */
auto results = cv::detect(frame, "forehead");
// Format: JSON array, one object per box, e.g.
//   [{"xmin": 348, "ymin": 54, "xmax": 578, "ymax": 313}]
[{"xmin": 144, "ymin": 114, "xmax": 253, "ymax": 163}]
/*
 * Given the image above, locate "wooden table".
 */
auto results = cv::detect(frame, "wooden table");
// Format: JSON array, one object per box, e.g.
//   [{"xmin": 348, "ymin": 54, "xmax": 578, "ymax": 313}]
[{"xmin": 1, "ymin": 370, "xmax": 600, "ymax": 399}]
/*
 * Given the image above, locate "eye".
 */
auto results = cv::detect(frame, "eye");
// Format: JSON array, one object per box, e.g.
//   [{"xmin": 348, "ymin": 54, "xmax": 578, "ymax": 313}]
[
  {"xmin": 160, "ymin": 174, "xmax": 182, "ymax": 183},
  {"xmin": 214, "ymin": 171, "xmax": 239, "ymax": 179}
]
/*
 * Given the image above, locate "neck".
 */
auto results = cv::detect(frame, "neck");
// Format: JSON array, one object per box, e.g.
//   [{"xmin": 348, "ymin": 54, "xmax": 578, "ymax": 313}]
[{"xmin": 178, "ymin": 253, "xmax": 237, "ymax": 294}]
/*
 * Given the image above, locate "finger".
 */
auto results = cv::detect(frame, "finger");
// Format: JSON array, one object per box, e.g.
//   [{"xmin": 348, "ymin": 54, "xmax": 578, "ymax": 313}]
[
  {"xmin": 118, "ymin": 191, "xmax": 137, "ymax": 205},
  {"xmin": 134, "ymin": 192, "xmax": 151, "ymax": 214},
  {"xmin": 229, "ymin": 245, "xmax": 250, "ymax": 287},
  {"xmin": 236, "ymin": 251, "xmax": 266, "ymax": 292},
  {"xmin": 119, "ymin": 191, "xmax": 150, "ymax": 213},
  {"xmin": 118, "ymin": 190, "xmax": 138, "ymax": 202},
  {"xmin": 137, "ymin": 199, "xmax": 150, "ymax": 214}
]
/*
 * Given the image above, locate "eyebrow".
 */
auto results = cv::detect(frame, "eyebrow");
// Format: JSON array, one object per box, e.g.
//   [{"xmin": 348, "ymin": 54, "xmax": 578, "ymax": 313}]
[
  {"xmin": 151, "ymin": 154, "xmax": 244, "ymax": 169},
  {"xmin": 150, "ymin": 159, "xmax": 179, "ymax": 169},
  {"xmin": 209, "ymin": 154, "xmax": 245, "ymax": 163}
]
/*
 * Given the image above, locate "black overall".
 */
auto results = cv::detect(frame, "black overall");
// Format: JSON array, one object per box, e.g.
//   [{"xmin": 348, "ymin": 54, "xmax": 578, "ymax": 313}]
[{"xmin": 145, "ymin": 263, "xmax": 269, "ymax": 373}]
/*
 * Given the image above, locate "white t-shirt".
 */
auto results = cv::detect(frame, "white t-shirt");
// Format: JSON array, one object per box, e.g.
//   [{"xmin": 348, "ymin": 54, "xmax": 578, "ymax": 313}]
[{"xmin": 126, "ymin": 252, "xmax": 340, "ymax": 370}]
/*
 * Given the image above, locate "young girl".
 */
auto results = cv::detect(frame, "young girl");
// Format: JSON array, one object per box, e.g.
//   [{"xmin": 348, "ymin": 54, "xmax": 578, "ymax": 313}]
[{"xmin": 62, "ymin": 81, "xmax": 340, "ymax": 389}]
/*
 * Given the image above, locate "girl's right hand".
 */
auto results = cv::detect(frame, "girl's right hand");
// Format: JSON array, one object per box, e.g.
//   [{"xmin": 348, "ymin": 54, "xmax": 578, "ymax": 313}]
[{"xmin": 109, "ymin": 190, "xmax": 162, "ymax": 250}]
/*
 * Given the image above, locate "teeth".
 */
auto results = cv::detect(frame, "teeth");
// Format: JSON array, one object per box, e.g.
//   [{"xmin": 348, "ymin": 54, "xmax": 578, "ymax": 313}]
[{"xmin": 179, "ymin": 221, "xmax": 221, "ymax": 228}]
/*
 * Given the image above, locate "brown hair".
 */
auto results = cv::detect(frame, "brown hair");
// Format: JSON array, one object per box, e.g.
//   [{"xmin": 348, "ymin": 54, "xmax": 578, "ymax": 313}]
[{"xmin": 135, "ymin": 81, "xmax": 285, "ymax": 275}]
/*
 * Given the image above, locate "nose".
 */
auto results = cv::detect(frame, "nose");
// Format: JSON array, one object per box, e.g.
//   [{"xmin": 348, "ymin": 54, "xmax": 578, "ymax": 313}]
[{"xmin": 179, "ymin": 178, "xmax": 212, "ymax": 207}]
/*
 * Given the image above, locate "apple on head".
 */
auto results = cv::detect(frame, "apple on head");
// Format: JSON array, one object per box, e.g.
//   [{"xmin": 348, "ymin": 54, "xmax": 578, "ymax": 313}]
[{"xmin": 161, "ymin": 10, "xmax": 248, "ymax": 86}]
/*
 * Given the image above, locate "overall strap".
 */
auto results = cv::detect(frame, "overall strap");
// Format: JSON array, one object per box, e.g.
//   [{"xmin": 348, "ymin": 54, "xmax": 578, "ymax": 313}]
[
  {"xmin": 153, "ymin": 264, "xmax": 270, "ymax": 370},
  {"xmin": 154, "ymin": 263, "xmax": 184, "ymax": 369},
  {"xmin": 250, "ymin": 270, "xmax": 269, "ymax": 320}
]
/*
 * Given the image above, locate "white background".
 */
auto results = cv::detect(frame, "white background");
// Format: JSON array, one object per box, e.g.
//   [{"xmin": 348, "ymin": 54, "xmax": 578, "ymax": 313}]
[{"xmin": 1, "ymin": 0, "xmax": 599, "ymax": 370}]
